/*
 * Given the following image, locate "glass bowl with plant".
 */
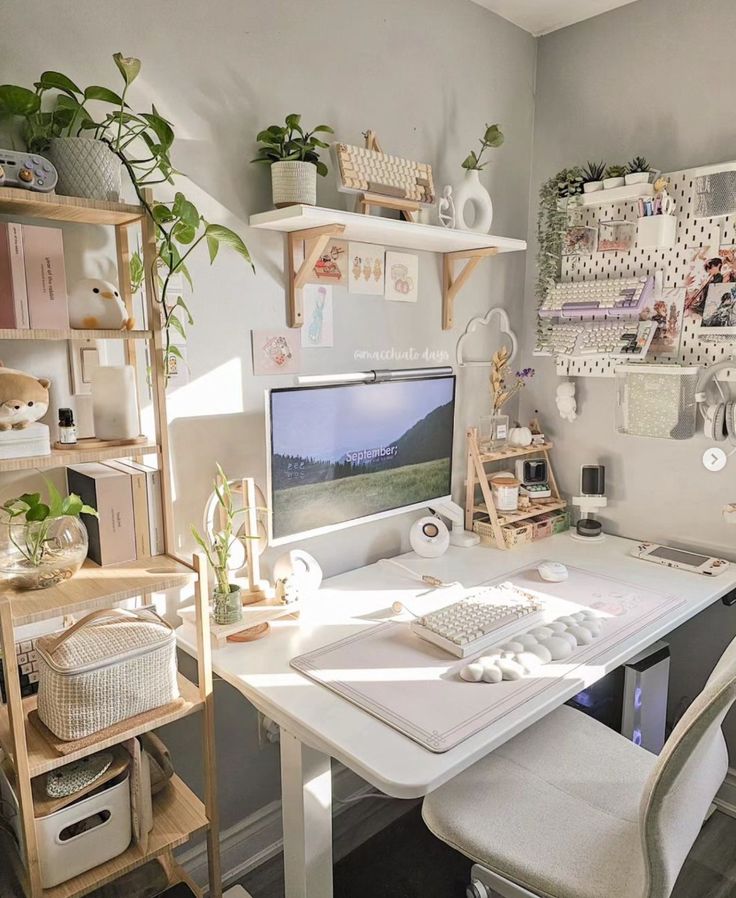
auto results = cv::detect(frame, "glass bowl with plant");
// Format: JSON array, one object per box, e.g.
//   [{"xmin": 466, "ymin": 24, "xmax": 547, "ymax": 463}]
[
  {"xmin": 625, "ymin": 156, "xmax": 652, "ymax": 186},
  {"xmin": 603, "ymin": 164, "xmax": 626, "ymax": 189},
  {"xmin": 582, "ymin": 160, "xmax": 606, "ymax": 193},
  {"xmin": 0, "ymin": 480, "xmax": 97, "ymax": 590},
  {"xmin": 251, "ymin": 114, "xmax": 334, "ymax": 208}
]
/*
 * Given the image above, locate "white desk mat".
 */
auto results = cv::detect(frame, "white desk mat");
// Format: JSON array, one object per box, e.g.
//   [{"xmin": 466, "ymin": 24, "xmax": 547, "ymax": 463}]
[{"xmin": 290, "ymin": 564, "xmax": 684, "ymax": 752}]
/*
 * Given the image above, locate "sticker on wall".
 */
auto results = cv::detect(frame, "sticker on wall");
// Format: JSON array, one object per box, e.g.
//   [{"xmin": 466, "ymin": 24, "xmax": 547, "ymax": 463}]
[
  {"xmin": 384, "ymin": 251, "xmax": 418, "ymax": 303},
  {"xmin": 640, "ymin": 287, "xmax": 685, "ymax": 359},
  {"xmin": 682, "ymin": 243, "xmax": 719, "ymax": 318},
  {"xmin": 301, "ymin": 285, "xmax": 334, "ymax": 348},
  {"xmin": 252, "ymin": 329, "xmax": 301, "ymax": 376},
  {"xmin": 348, "ymin": 242, "xmax": 385, "ymax": 295},
  {"xmin": 307, "ymin": 239, "xmax": 347, "ymax": 284}
]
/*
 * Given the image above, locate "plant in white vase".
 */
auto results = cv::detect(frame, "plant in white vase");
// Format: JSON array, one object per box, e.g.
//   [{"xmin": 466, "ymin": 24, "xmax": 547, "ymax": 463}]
[
  {"xmin": 582, "ymin": 160, "xmax": 606, "ymax": 194},
  {"xmin": 625, "ymin": 156, "xmax": 652, "ymax": 186},
  {"xmin": 454, "ymin": 123, "xmax": 504, "ymax": 233},
  {"xmin": 602, "ymin": 163, "xmax": 626, "ymax": 189}
]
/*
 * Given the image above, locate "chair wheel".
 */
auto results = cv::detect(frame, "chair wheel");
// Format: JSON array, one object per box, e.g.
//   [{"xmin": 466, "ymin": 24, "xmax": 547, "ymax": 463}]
[{"xmin": 467, "ymin": 881, "xmax": 489, "ymax": 898}]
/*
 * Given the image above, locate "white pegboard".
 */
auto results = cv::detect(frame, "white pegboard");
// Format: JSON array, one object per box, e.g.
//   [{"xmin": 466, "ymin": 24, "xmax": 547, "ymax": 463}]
[{"xmin": 542, "ymin": 164, "xmax": 736, "ymax": 378}]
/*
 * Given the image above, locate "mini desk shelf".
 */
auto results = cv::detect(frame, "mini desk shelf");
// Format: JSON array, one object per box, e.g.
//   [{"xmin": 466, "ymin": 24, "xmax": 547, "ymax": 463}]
[
  {"xmin": 249, "ymin": 204, "xmax": 526, "ymax": 330},
  {"xmin": 464, "ymin": 428, "xmax": 567, "ymax": 550}
]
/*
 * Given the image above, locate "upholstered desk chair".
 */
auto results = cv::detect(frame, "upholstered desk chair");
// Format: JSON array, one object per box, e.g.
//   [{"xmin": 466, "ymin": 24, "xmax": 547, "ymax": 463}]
[{"xmin": 423, "ymin": 636, "xmax": 736, "ymax": 898}]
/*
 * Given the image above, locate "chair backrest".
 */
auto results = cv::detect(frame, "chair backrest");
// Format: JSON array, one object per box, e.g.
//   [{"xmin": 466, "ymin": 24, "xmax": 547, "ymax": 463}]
[{"xmin": 639, "ymin": 633, "xmax": 736, "ymax": 898}]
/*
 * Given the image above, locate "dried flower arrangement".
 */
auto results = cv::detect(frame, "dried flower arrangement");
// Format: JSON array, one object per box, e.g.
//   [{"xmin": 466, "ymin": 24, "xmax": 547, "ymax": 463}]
[{"xmin": 489, "ymin": 347, "xmax": 535, "ymax": 412}]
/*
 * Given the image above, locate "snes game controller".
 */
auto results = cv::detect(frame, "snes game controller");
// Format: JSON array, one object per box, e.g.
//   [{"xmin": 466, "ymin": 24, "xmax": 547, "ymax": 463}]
[{"xmin": 0, "ymin": 150, "xmax": 57, "ymax": 193}]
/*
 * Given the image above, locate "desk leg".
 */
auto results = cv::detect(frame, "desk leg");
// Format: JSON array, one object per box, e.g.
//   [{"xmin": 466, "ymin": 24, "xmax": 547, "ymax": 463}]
[{"xmin": 280, "ymin": 730, "xmax": 334, "ymax": 898}]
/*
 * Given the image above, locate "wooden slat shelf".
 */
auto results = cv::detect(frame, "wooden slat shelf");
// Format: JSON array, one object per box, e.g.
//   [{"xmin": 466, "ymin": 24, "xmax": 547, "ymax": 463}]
[
  {"xmin": 4, "ymin": 554, "xmax": 194, "ymax": 625},
  {"xmin": 0, "ymin": 442, "xmax": 159, "ymax": 474},
  {"xmin": 0, "ymin": 328, "xmax": 152, "ymax": 341},
  {"xmin": 0, "ymin": 674, "xmax": 202, "ymax": 778},
  {"xmin": 474, "ymin": 498, "xmax": 568, "ymax": 526},
  {"xmin": 477, "ymin": 441, "xmax": 555, "ymax": 463},
  {"xmin": 0, "ymin": 188, "xmax": 143, "ymax": 226}
]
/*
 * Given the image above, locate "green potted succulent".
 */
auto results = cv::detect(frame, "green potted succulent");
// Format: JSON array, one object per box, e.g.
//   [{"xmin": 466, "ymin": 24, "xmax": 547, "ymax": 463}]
[
  {"xmin": 603, "ymin": 164, "xmax": 626, "ymax": 189},
  {"xmin": 0, "ymin": 479, "xmax": 98, "ymax": 590},
  {"xmin": 582, "ymin": 160, "xmax": 606, "ymax": 194},
  {"xmin": 625, "ymin": 156, "xmax": 652, "ymax": 186},
  {"xmin": 252, "ymin": 115, "xmax": 334, "ymax": 207},
  {"xmin": 0, "ymin": 54, "xmax": 253, "ymax": 382}
]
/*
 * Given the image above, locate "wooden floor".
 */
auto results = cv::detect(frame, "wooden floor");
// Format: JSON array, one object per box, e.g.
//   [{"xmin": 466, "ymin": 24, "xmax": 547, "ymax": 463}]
[{"xmin": 239, "ymin": 807, "xmax": 736, "ymax": 898}]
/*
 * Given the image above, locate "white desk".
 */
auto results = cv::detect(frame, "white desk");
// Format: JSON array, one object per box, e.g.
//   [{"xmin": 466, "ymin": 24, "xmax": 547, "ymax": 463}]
[{"xmin": 177, "ymin": 533, "xmax": 736, "ymax": 898}]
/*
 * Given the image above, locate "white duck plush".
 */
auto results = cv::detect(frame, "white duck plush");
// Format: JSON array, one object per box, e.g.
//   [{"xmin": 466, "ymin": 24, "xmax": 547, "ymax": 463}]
[{"xmin": 69, "ymin": 278, "xmax": 135, "ymax": 330}]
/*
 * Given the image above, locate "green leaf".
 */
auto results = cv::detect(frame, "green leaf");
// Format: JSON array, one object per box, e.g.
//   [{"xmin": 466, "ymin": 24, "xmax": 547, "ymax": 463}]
[
  {"xmin": 204, "ymin": 224, "xmax": 253, "ymax": 269},
  {"xmin": 175, "ymin": 295, "xmax": 194, "ymax": 325},
  {"xmin": 309, "ymin": 138, "xmax": 330, "ymax": 149},
  {"xmin": 172, "ymin": 192, "xmax": 200, "ymax": 228},
  {"xmin": 0, "ymin": 85, "xmax": 41, "ymax": 116},
  {"xmin": 206, "ymin": 233, "xmax": 219, "ymax": 263},
  {"xmin": 483, "ymin": 123, "xmax": 504, "ymax": 148},
  {"xmin": 18, "ymin": 493, "xmax": 40, "ymax": 508},
  {"xmin": 168, "ymin": 344, "xmax": 184, "ymax": 360},
  {"xmin": 461, "ymin": 152, "xmax": 478, "ymax": 170},
  {"xmin": 141, "ymin": 111, "xmax": 174, "ymax": 149},
  {"xmin": 84, "ymin": 85, "xmax": 124, "ymax": 104},
  {"xmin": 312, "ymin": 125, "xmax": 334, "ymax": 133},
  {"xmin": 80, "ymin": 504, "xmax": 99, "ymax": 517},
  {"xmin": 44, "ymin": 477, "xmax": 64, "ymax": 518},
  {"xmin": 113, "ymin": 53, "xmax": 141, "ymax": 86},
  {"xmin": 61, "ymin": 494, "xmax": 83, "ymax": 516},
  {"xmin": 37, "ymin": 71, "xmax": 82, "ymax": 96},
  {"xmin": 168, "ymin": 313, "xmax": 186, "ymax": 340},
  {"xmin": 25, "ymin": 503, "xmax": 49, "ymax": 522},
  {"xmin": 172, "ymin": 221, "xmax": 196, "ymax": 244},
  {"xmin": 285, "ymin": 113, "xmax": 302, "ymax": 130},
  {"xmin": 152, "ymin": 203, "xmax": 175, "ymax": 223},
  {"xmin": 315, "ymin": 160, "xmax": 328, "ymax": 177}
]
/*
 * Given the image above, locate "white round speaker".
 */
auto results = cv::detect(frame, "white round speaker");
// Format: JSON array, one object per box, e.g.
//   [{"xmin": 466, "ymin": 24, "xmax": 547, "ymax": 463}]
[
  {"xmin": 272, "ymin": 549, "xmax": 323, "ymax": 595},
  {"xmin": 409, "ymin": 516, "xmax": 450, "ymax": 558}
]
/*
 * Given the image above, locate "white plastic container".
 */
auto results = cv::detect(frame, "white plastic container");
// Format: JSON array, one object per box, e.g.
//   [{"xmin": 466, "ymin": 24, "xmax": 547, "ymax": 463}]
[
  {"xmin": 490, "ymin": 473, "xmax": 520, "ymax": 512},
  {"xmin": 0, "ymin": 762, "xmax": 131, "ymax": 888},
  {"xmin": 91, "ymin": 365, "xmax": 140, "ymax": 440},
  {"xmin": 0, "ymin": 422, "xmax": 50, "ymax": 459},
  {"xmin": 637, "ymin": 214, "xmax": 677, "ymax": 249}
]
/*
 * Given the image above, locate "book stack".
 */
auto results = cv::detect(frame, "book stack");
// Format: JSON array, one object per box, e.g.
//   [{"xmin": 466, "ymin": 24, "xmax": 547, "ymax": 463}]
[
  {"xmin": 67, "ymin": 460, "xmax": 164, "ymax": 566},
  {"xmin": 0, "ymin": 222, "xmax": 69, "ymax": 329}
]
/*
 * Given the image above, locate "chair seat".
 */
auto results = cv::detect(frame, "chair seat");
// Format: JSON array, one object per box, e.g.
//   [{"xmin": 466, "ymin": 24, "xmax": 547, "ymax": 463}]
[{"xmin": 423, "ymin": 705, "xmax": 657, "ymax": 898}]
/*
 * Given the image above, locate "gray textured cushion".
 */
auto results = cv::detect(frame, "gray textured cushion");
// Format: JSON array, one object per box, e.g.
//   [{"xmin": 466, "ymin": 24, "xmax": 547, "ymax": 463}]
[{"xmin": 423, "ymin": 705, "xmax": 655, "ymax": 898}]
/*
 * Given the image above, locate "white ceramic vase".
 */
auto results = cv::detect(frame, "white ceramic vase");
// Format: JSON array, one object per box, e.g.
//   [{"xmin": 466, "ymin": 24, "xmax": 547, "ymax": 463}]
[
  {"xmin": 271, "ymin": 161, "xmax": 317, "ymax": 208},
  {"xmin": 48, "ymin": 137, "xmax": 122, "ymax": 201},
  {"xmin": 453, "ymin": 169, "xmax": 493, "ymax": 233}
]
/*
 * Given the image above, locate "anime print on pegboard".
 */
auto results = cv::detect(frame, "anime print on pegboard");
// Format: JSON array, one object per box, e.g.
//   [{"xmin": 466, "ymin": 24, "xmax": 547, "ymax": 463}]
[
  {"xmin": 639, "ymin": 288, "xmax": 685, "ymax": 359},
  {"xmin": 683, "ymin": 244, "xmax": 735, "ymax": 318}
]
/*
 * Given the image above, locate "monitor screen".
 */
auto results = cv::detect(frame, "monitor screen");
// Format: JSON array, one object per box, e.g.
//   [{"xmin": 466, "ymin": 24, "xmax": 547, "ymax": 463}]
[{"xmin": 266, "ymin": 375, "xmax": 456, "ymax": 544}]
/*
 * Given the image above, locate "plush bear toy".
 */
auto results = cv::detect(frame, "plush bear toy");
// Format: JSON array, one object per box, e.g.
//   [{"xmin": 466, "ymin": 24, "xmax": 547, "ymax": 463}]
[
  {"xmin": 0, "ymin": 364, "xmax": 50, "ymax": 430},
  {"xmin": 69, "ymin": 278, "xmax": 135, "ymax": 330}
]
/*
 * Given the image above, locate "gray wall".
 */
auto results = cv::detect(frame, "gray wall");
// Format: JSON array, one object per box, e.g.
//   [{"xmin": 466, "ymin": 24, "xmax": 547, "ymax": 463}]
[
  {"xmin": 0, "ymin": 0, "xmax": 536, "ymax": 835},
  {"xmin": 520, "ymin": 0, "xmax": 736, "ymax": 743}
]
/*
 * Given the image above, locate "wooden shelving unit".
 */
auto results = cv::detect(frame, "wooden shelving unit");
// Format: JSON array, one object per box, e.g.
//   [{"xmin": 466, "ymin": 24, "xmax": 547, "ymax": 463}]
[
  {"xmin": 249, "ymin": 204, "xmax": 526, "ymax": 330},
  {"xmin": 465, "ymin": 428, "xmax": 567, "ymax": 549},
  {"xmin": 0, "ymin": 190, "xmax": 222, "ymax": 898}
]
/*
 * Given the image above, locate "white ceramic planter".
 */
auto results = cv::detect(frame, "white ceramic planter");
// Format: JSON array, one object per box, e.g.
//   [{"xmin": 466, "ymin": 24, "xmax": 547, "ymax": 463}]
[
  {"xmin": 48, "ymin": 137, "xmax": 121, "ymax": 201},
  {"xmin": 625, "ymin": 171, "xmax": 650, "ymax": 185},
  {"xmin": 453, "ymin": 169, "xmax": 493, "ymax": 233},
  {"xmin": 271, "ymin": 161, "xmax": 317, "ymax": 207},
  {"xmin": 583, "ymin": 181, "xmax": 603, "ymax": 193},
  {"xmin": 602, "ymin": 176, "xmax": 625, "ymax": 189}
]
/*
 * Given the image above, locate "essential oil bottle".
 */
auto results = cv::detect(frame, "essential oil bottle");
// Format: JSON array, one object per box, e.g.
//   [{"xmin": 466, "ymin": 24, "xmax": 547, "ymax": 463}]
[{"xmin": 58, "ymin": 407, "xmax": 77, "ymax": 445}]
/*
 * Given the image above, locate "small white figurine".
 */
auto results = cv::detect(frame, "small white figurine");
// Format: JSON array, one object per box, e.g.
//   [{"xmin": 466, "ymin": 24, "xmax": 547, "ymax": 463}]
[
  {"xmin": 69, "ymin": 278, "xmax": 135, "ymax": 330},
  {"xmin": 437, "ymin": 185, "xmax": 456, "ymax": 229},
  {"xmin": 555, "ymin": 380, "xmax": 577, "ymax": 422}
]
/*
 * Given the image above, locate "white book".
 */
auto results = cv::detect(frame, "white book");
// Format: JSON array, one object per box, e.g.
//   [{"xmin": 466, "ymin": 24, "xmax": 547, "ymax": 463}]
[
  {"xmin": 7, "ymin": 223, "xmax": 29, "ymax": 329},
  {"xmin": 115, "ymin": 459, "xmax": 164, "ymax": 556}
]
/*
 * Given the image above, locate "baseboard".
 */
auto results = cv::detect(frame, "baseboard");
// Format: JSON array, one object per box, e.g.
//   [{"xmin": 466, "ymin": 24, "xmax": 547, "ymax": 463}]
[
  {"xmin": 178, "ymin": 763, "xmax": 403, "ymax": 891},
  {"xmin": 714, "ymin": 767, "xmax": 736, "ymax": 818}
]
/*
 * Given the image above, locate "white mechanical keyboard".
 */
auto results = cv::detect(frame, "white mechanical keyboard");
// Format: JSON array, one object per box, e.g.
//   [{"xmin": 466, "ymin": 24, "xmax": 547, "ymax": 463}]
[
  {"xmin": 536, "ymin": 319, "xmax": 657, "ymax": 359},
  {"xmin": 410, "ymin": 583, "xmax": 544, "ymax": 658},
  {"xmin": 539, "ymin": 276, "xmax": 654, "ymax": 319}
]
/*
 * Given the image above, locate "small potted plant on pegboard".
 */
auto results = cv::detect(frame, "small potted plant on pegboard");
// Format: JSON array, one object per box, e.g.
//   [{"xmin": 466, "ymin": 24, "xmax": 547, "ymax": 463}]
[
  {"xmin": 625, "ymin": 156, "xmax": 652, "ymax": 186},
  {"xmin": 252, "ymin": 114, "xmax": 334, "ymax": 207},
  {"xmin": 582, "ymin": 160, "xmax": 606, "ymax": 194},
  {"xmin": 602, "ymin": 163, "xmax": 626, "ymax": 189}
]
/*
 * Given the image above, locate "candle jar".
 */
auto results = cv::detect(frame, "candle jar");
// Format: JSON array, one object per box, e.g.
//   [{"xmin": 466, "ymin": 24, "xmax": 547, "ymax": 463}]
[{"xmin": 91, "ymin": 366, "xmax": 140, "ymax": 440}]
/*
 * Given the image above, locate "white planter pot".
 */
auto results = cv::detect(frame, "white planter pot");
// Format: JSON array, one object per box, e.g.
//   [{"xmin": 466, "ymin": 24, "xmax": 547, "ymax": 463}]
[
  {"xmin": 602, "ymin": 176, "xmax": 625, "ymax": 189},
  {"xmin": 271, "ymin": 161, "xmax": 317, "ymax": 208},
  {"xmin": 583, "ymin": 180, "xmax": 603, "ymax": 193},
  {"xmin": 625, "ymin": 172, "xmax": 650, "ymax": 185},
  {"xmin": 48, "ymin": 137, "xmax": 121, "ymax": 201},
  {"xmin": 453, "ymin": 169, "xmax": 493, "ymax": 233}
]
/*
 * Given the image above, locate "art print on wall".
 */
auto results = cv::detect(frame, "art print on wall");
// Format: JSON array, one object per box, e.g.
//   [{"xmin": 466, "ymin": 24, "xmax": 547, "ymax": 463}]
[
  {"xmin": 307, "ymin": 239, "xmax": 347, "ymax": 284},
  {"xmin": 252, "ymin": 329, "xmax": 301, "ymax": 375},
  {"xmin": 384, "ymin": 251, "xmax": 419, "ymax": 302},
  {"xmin": 682, "ymin": 243, "xmax": 727, "ymax": 317},
  {"xmin": 301, "ymin": 284, "xmax": 334, "ymax": 348},
  {"xmin": 640, "ymin": 288, "xmax": 685, "ymax": 358},
  {"xmin": 348, "ymin": 242, "xmax": 385, "ymax": 295}
]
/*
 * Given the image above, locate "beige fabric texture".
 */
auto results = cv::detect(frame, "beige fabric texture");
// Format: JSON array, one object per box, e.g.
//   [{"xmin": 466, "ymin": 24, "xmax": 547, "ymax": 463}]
[{"xmin": 424, "ymin": 633, "xmax": 736, "ymax": 898}]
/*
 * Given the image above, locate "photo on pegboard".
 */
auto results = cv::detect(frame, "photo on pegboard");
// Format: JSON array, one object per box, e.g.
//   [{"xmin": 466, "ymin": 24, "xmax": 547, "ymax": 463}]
[
  {"xmin": 683, "ymin": 243, "xmax": 722, "ymax": 317},
  {"xmin": 641, "ymin": 288, "xmax": 685, "ymax": 359},
  {"xmin": 385, "ymin": 251, "xmax": 418, "ymax": 302},
  {"xmin": 306, "ymin": 239, "xmax": 347, "ymax": 285},
  {"xmin": 348, "ymin": 242, "xmax": 385, "ymax": 295},
  {"xmin": 252, "ymin": 329, "xmax": 301, "ymax": 375},
  {"xmin": 301, "ymin": 284, "xmax": 334, "ymax": 348}
]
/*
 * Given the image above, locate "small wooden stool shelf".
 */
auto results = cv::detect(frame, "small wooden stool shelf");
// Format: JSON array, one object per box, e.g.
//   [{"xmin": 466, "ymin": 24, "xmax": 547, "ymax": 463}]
[{"xmin": 465, "ymin": 427, "xmax": 568, "ymax": 550}]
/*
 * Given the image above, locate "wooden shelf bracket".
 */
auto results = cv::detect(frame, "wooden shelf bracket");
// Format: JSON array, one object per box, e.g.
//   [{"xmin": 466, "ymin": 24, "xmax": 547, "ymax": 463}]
[
  {"xmin": 442, "ymin": 247, "xmax": 498, "ymax": 330},
  {"xmin": 287, "ymin": 223, "xmax": 346, "ymax": 327}
]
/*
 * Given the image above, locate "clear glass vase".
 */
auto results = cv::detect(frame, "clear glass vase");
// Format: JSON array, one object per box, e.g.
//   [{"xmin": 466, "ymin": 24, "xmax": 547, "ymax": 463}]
[
  {"xmin": 480, "ymin": 413, "xmax": 509, "ymax": 451},
  {"xmin": 0, "ymin": 516, "xmax": 88, "ymax": 590},
  {"xmin": 213, "ymin": 584, "xmax": 243, "ymax": 625}
]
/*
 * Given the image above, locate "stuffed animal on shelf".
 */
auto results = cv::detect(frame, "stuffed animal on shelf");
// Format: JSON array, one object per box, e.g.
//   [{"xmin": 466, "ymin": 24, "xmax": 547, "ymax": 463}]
[
  {"xmin": 555, "ymin": 380, "xmax": 577, "ymax": 422},
  {"xmin": 0, "ymin": 364, "xmax": 50, "ymax": 430},
  {"xmin": 69, "ymin": 278, "xmax": 135, "ymax": 330}
]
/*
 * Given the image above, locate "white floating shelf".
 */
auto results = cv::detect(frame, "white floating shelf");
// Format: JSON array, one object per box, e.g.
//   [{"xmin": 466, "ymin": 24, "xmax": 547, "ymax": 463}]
[
  {"xmin": 580, "ymin": 183, "xmax": 655, "ymax": 207},
  {"xmin": 249, "ymin": 205, "xmax": 527, "ymax": 255}
]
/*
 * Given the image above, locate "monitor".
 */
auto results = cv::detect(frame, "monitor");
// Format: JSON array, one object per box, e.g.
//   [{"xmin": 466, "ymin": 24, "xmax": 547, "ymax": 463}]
[{"xmin": 266, "ymin": 374, "xmax": 456, "ymax": 544}]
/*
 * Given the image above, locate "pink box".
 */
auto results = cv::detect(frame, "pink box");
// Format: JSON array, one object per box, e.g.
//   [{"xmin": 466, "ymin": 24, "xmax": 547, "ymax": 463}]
[{"xmin": 23, "ymin": 225, "xmax": 69, "ymax": 329}]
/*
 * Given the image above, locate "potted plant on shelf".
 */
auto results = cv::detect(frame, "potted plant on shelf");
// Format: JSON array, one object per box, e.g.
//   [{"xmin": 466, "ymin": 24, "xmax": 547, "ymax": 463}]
[
  {"xmin": 625, "ymin": 156, "xmax": 652, "ymax": 185},
  {"xmin": 454, "ymin": 123, "xmax": 504, "ymax": 233},
  {"xmin": 251, "ymin": 114, "xmax": 334, "ymax": 208},
  {"xmin": 582, "ymin": 160, "xmax": 606, "ymax": 194},
  {"xmin": 0, "ymin": 480, "xmax": 97, "ymax": 590},
  {"xmin": 602, "ymin": 164, "xmax": 626, "ymax": 189},
  {"xmin": 0, "ymin": 54, "xmax": 253, "ymax": 382}
]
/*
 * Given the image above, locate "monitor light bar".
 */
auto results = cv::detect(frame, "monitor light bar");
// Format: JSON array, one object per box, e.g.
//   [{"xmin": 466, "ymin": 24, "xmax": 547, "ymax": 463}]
[{"xmin": 297, "ymin": 366, "xmax": 453, "ymax": 386}]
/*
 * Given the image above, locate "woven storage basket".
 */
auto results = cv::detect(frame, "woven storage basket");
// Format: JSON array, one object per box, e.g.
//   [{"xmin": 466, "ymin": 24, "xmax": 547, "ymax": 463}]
[{"xmin": 36, "ymin": 608, "xmax": 179, "ymax": 741}]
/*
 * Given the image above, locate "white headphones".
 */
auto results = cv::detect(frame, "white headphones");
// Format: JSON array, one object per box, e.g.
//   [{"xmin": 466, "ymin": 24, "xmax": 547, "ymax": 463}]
[{"xmin": 697, "ymin": 360, "xmax": 736, "ymax": 443}]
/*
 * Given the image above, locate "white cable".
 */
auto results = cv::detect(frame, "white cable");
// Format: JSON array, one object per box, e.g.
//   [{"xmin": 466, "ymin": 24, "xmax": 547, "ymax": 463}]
[{"xmin": 377, "ymin": 557, "xmax": 457, "ymax": 589}]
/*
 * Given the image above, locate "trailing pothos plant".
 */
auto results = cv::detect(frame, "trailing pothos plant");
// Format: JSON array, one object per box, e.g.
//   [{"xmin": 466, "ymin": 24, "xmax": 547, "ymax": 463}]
[
  {"xmin": 0, "ymin": 53, "xmax": 253, "ymax": 379},
  {"xmin": 536, "ymin": 167, "xmax": 583, "ymax": 307}
]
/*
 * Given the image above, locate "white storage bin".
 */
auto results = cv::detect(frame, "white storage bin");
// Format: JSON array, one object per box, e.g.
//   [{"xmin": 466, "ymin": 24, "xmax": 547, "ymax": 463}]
[
  {"xmin": 0, "ymin": 422, "xmax": 51, "ymax": 459},
  {"xmin": 0, "ymin": 761, "xmax": 131, "ymax": 888},
  {"xmin": 615, "ymin": 364, "xmax": 699, "ymax": 439},
  {"xmin": 636, "ymin": 214, "xmax": 677, "ymax": 249}
]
